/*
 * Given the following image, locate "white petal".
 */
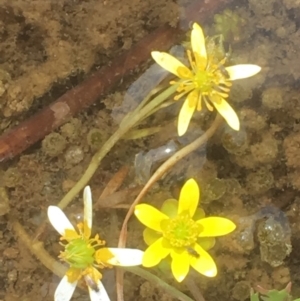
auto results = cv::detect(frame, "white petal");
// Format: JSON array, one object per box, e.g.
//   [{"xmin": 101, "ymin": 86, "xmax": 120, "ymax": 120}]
[
  {"xmin": 47, "ymin": 206, "xmax": 75, "ymax": 236},
  {"xmin": 106, "ymin": 248, "xmax": 144, "ymax": 266},
  {"xmin": 225, "ymin": 64, "xmax": 261, "ymax": 81},
  {"xmin": 54, "ymin": 275, "xmax": 77, "ymax": 301},
  {"xmin": 88, "ymin": 280, "xmax": 110, "ymax": 301},
  {"xmin": 84, "ymin": 186, "xmax": 93, "ymax": 230}
]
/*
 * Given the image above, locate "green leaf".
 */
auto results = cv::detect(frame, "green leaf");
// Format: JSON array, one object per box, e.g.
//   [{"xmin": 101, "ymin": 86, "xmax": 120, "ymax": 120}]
[
  {"xmin": 250, "ymin": 292, "xmax": 260, "ymax": 301},
  {"xmin": 250, "ymin": 285, "xmax": 294, "ymax": 301}
]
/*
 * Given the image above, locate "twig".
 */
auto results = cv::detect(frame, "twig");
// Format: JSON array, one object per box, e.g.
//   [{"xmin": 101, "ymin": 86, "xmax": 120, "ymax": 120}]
[
  {"xmin": 0, "ymin": 25, "xmax": 178, "ymax": 162},
  {"xmin": 95, "ymin": 187, "xmax": 141, "ymax": 209},
  {"xmin": 0, "ymin": 0, "xmax": 232, "ymax": 163},
  {"xmin": 98, "ymin": 166, "xmax": 129, "ymax": 200}
]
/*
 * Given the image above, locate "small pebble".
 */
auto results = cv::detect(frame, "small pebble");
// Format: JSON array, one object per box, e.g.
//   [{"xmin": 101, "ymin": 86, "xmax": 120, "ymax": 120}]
[
  {"xmin": 3, "ymin": 247, "xmax": 19, "ymax": 259},
  {"xmin": 7, "ymin": 269, "xmax": 18, "ymax": 283},
  {"xmin": 64, "ymin": 146, "xmax": 84, "ymax": 166}
]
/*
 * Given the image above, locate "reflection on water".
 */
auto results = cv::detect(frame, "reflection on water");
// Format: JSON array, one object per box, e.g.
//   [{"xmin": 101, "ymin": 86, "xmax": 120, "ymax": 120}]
[{"xmin": 111, "ymin": 45, "xmax": 184, "ymax": 124}]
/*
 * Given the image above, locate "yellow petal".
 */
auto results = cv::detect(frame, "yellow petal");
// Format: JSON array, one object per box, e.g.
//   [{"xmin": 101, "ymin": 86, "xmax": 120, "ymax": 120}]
[
  {"xmin": 211, "ymin": 96, "xmax": 240, "ymax": 131},
  {"xmin": 197, "ymin": 237, "xmax": 216, "ymax": 251},
  {"xmin": 143, "ymin": 237, "xmax": 171, "ymax": 267},
  {"xmin": 170, "ymin": 249, "xmax": 190, "ymax": 282},
  {"xmin": 193, "ymin": 207, "xmax": 205, "ymax": 220},
  {"xmin": 204, "ymin": 98, "xmax": 214, "ymax": 111},
  {"xmin": 190, "ymin": 244, "xmax": 217, "ymax": 277},
  {"xmin": 178, "ymin": 178, "xmax": 199, "ymax": 217},
  {"xmin": 161, "ymin": 199, "xmax": 178, "ymax": 218},
  {"xmin": 177, "ymin": 66, "xmax": 194, "ymax": 79},
  {"xmin": 143, "ymin": 228, "xmax": 161, "ymax": 245},
  {"xmin": 178, "ymin": 91, "xmax": 198, "ymax": 136},
  {"xmin": 197, "ymin": 217, "xmax": 236, "ymax": 237},
  {"xmin": 95, "ymin": 248, "xmax": 114, "ymax": 267},
  {"xmin": 66, "ymin": 267, "xmax": 82, "ymax": 282},
  {"xmin": 88, "ymin": 266, "xmax": 102, "ymax": 282},
  {"xmin": 135, "ymin": 204, "xmax": 168, "ymax": 232},
  {"xmin": 64, "ymin": 228, "xmax": 80, "ymax": 241},
  {"xmin": 191, "ymin": 23, "xmax": 207, "ymax": 67},
  {"xmin": 151, "ymin": 51, "xmax": 189, "ymax": 78},
  {"xmin": 225, "ymin": 64, "xmax": 261, "ymax": 81}
]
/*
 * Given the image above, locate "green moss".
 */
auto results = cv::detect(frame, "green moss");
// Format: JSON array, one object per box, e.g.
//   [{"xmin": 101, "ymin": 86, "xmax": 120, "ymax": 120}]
[
  {"xmin": 224, "ymin": 178, "xmax": 242, "ymax": 196},
  {"xmin": 246, "ymin": 168, "xmax": 274, "ymax": 195},
  {"xmin": 87, "ymin": 128, "xmax": 105, "ymax": 151},
  {"xmin": 222, "ymin": 128, "xmax": 248, "ymax": 155},
  {"xmin": 202, "ymin": 178, "xmax": 227, "ymax": 203},
  {"xmin": 42, "ymin": 132, "xmax": 67, "ymax": 157},
  {"xmin": 213, "ymin": 9, "xmax": 246, "ymax": 43},
  {"xmin": 3, "ymin": 167, "xmax": 21, "ymax": 188}
]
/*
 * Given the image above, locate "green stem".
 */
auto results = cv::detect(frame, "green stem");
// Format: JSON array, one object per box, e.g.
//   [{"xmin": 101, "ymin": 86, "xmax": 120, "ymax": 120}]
[
  {"xmin": 57, "ymin": 84, "xmax": 177, "ymax": 209},
  {"xmin": 122, "ymin": 266, "xmax": 194, "ymax": 301}
]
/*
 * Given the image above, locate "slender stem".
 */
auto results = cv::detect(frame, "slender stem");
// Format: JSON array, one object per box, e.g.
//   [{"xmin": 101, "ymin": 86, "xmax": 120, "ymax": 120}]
[
  {"xmin": 118, "ymin": 114, "xmax": 223, "ymax": 247},
  {"xmin": 57, "ymin": 125, "xmax": 129, "ymax": 209},
  {"xmin": 34, "ymin": 84, "xmax": 177, "ymax": 240},
  {"xmin": 122, "ymin": 266, "xmax": 194, "ymax": 301},
  {"xmin": 185, "ymin": 276, "xmax": 206, "ymax": 301},
  {"xmin": 57, "ymin": 85, "xmax": 177, "ymax": 209},
  {"xmin": 11, "ymin": 218, "xmax": 67, "ymax": 277},
  {"xmin": 139, "ymin": 99, "xmax": 175, "ymax": 123},
  {"xmin": 123, "ymin": 84, "xmax": 166, "ymax": 123}
]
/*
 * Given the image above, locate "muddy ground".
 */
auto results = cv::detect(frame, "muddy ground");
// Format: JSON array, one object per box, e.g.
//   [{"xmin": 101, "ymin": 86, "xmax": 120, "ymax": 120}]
[{"xmin": 1, "ymin": 0, "xmax": 300, "ymax": 300}]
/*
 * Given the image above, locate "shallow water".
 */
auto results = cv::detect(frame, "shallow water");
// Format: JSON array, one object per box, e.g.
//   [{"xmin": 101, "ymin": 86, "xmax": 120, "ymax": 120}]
[{"xmin": 1, "ymin": 0, "xmax": 300, "ymax": 301}]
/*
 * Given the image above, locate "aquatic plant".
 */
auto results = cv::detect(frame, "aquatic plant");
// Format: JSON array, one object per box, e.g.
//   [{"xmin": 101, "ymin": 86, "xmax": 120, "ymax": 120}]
[
  {"xmin": 201, "ymin": 178, "xmax": 227, "ymax": 203},
  {"xmin": 151, "ymin": 23, "xmax": 261, "ymax": 136},
  {"xmin": 47, "ymin": 186, "xmax": 144, "ymax": 301},
  {"xmin": 134, "ymin": 178, "xmax": 236, "ymax": 282},
  {"xmin": 10, "ymin": 21, "xmax": 262, "ymax": 301},
  {"xmin": 251, "ymin": 283, "xmax": 300, "ymax": 301},
  {"xmin": 213, "ymin": 9, "xmax": 246, "ymax": 42}
]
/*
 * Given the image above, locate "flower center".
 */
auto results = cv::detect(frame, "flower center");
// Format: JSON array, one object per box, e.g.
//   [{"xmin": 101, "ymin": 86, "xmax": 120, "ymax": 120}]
[
  {"xmin": 193, "ymin": 70, "xmax": 214, "ymax": 93},
  {"xmin": 162, "ymin": 213, "xmax": 202, "ymax": 248},
  {"xmin": 60, "ymin": 236, "xmax": 104, "ymax": 269}
]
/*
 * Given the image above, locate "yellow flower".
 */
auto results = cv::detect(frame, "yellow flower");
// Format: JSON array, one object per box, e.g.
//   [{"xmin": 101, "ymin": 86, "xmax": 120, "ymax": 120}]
[
  {"xmin": 151, "ymin": 23, "xmax": 261, "ymax": 136},
  {"xmin": 134, "ymin": 179, "xmax": 236, "ymax": 282},
  {"xmin": 48, "ymin": 186, "xmax": 144, "ymax": 301}
]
